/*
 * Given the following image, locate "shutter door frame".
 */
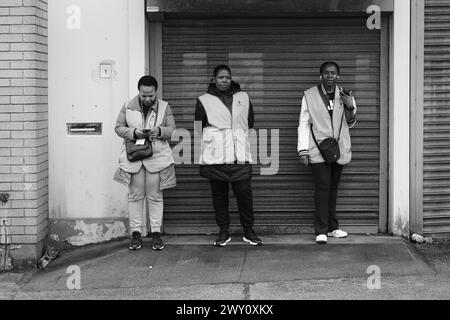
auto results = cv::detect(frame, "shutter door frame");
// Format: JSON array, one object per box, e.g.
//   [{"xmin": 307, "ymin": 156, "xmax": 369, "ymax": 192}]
[
  {"xmin": 422, "ymin": 0, "xmax": 450, "ymax": 238},
  {"xmin": 149, "ymin": 15, "xmax": 390, "ymax": 235},
  {"xmin": 411, "ymin": 0, "xmax": 425, "ymax": 236},
  {"xmin": 379, "ymin": 15, "xmax": 389, "ymax": 234}
]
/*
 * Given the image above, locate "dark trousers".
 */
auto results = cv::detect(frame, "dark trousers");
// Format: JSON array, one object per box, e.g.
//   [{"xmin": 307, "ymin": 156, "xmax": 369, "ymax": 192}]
[
  {"xmin": 310, "ymin": 162, "xmax": 344, "ymax": 235},
  {"xmin": 210, "ymin": 179, "xmax": 255, "ymax": 231}
]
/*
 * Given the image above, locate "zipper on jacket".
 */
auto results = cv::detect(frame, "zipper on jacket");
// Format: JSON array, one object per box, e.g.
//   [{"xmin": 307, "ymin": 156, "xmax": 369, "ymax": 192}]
[
  {"xmin": 139, "ymin": 101, "xmax": 159, "ymax": 130},
  {"xmin": 212, "ymin": 93, "xmax": 236, "ymax": 163}
]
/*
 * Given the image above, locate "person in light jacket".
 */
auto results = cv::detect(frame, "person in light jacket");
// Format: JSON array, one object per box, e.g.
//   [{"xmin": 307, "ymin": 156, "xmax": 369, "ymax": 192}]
[
  {"xmin": 115, "ymin": 76, "xmax": 176, "ymax": 251},
  {"xmin": 297, "ymin": 62, "xmax": 357, "ymax": 244},
  {"xmin": 195, "ymin": 65, "xmax": 263, "ymax": 247}
]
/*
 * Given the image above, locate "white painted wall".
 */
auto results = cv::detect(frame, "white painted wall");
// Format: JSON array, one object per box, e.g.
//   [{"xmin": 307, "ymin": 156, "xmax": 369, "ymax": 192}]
[
  {"xmin": 128, "ymin": 0, "xmax": 147, "ymax": 99},
  {"xmin": 389, "ymin": 0, "xmax": 411, "ymax": 236},
  {"xmin": 48, "ymin": 0, "xmax": 146, "ymax": 221}
]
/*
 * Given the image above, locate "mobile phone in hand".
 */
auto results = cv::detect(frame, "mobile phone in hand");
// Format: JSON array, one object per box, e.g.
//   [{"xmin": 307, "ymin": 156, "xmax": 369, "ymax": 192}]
[{"xmin": 339, "ymin": 88, "xmax": 352, "ymax": 97}]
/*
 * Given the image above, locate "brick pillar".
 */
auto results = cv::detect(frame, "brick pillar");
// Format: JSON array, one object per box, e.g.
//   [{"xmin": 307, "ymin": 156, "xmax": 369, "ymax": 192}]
[{"xmin": 0, "ymin": 0, "xmax": 48, "ymax": 269}]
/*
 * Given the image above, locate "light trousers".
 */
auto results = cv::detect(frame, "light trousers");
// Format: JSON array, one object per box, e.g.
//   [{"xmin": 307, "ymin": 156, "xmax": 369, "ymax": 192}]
[{"xmin": 128, "ymin": 166, "xmax": 163, "ymax": 234}]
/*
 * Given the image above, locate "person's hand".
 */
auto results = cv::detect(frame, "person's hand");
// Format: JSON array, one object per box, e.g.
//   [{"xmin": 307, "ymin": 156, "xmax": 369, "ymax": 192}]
[
  {"xmin": 147, "ymin": 127, "xmax": 161, "ymax": 139},
  {"xmin": 299, "ymin": 155, "xmax": 309, "ymax": 167},
  {"xmin": 134, "ymin": 129, "xmax": 148, "ymax": 140},
  {"xmin": 340, "ymin": 88, "xmax": 355, "ymax": 110}
]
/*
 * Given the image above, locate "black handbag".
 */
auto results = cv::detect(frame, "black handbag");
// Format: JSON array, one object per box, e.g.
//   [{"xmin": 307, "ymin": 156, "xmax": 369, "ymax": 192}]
[
  {"xmin": 310, "ymin": 112, "xmax": 344, "ymax": 164},
  {"xmin": 125, "ymin": 105, "xmax": 159, "ymax": 162},
  {"xmin": 125, "ymin": 138, "xmax": 153, "ymax": 162}
]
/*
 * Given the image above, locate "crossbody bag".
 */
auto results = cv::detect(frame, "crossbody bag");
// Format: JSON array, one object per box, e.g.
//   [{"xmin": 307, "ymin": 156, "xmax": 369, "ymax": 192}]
[
  {"xmin": 310, "ymin": 110, "xmax": 344, "ymax": 164},
  {"xmin": 125, "ymin": 104, "xmax": 159, "ymax": 162}
]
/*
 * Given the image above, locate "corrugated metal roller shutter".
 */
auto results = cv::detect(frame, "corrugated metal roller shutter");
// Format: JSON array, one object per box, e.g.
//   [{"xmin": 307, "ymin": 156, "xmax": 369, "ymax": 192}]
[
  {"xmin": 424, "ymin": 0, "xmax": 450, "ymax": 237},
  {"xmin": 161, "ymin": 17, "xmax": 381, "ymax": 234}
]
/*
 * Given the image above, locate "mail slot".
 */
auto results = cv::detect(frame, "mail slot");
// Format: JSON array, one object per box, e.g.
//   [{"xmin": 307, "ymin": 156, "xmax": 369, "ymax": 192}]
[{"xmin": 67, "ymin": 123, "xmax": 102, "ymax": 135}]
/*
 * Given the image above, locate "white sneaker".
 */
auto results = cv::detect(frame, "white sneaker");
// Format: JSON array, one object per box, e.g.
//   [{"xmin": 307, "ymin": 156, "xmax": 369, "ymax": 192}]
[
  {"xmin": 327, "ymin": 230, "xmax": 348, "ymax": 238},
  {"xmin": 316, "ymin": 234, "xmax": 327, "ymax": 244}
]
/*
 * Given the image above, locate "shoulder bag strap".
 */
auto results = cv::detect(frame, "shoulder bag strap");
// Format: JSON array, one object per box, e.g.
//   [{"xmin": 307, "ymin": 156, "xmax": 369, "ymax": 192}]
[
  {"xmin": 310, "ymin": 107, "xmax": 345, "ymax": 146},
  {"xmin": 337, "ymin": 110, "xmax": 345, "ymax": 142},
  {"xmin": 308, "ymin": 108, "xmax": 322, "ymax": 150}
]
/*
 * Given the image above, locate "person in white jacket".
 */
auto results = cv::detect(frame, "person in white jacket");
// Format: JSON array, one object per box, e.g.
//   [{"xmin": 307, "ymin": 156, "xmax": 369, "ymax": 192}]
[
  {"xmin": 115, "ymin": 76, "xmax": 176, "ymax": 251},
  {"xmin": 297, "ymin": 61, "xmax": 357, "ymax": 244}
]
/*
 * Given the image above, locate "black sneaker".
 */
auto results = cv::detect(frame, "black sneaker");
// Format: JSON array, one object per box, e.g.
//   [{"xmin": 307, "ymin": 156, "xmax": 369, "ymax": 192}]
[
  {"xmin": 129, "ymin": 231, "xmax": 142, "ymax": 250},
  {"xmin": 243, "ymin": 228, "xmax": 263, "ymax": 246},
  {"xmin": 152, "ymin": 232, "xmax": 165, "ymax": 250},
  {"xmin": 214, "ymin": 230, "xmax": 231, "ymax": 247}
]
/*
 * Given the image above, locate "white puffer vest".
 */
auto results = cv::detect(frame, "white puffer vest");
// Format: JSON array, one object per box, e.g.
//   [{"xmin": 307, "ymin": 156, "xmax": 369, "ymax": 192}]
[{"xmin": 199, "ymin": 92, "xmax": 252, "ymax": 165}]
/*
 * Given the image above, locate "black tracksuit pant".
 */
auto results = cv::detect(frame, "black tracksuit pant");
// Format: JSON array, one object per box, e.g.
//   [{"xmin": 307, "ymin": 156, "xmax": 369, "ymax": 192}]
[
  {"xmin": 209, "ymin": 179, "xmax": 254, "ymax": 231},
  {"xmin": 310, "ymin": 162, "xmax": 344, "ymax": 235}
]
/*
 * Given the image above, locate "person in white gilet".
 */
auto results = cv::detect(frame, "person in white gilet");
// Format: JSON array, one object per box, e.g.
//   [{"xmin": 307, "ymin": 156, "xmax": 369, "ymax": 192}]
[
  {"xmin": 297, "ymin": 62, "xmax": 357, "ymax": 244},
  {"xmin": 115, "ymin": 76, "xmax": 176, "ymax": 251},
  {"xmin": 195, "ymin": 65, "xmax": 263, "ymax": 247}
]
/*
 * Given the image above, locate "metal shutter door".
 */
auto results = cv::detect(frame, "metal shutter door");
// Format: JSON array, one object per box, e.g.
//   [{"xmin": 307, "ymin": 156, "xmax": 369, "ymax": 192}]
[
  {"xmin": 161, "ymin": 18, "xmax": 381, "ymax": 234},
  {"xmin": 424, "ymin": 0, "xmax": 450, "ymax": 237}
]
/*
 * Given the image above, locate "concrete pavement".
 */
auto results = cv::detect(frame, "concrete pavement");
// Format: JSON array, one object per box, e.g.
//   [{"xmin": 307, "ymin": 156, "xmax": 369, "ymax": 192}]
[{"xmin": 1, "ymin": 234, "xmax": 449, "ymax": 300}]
